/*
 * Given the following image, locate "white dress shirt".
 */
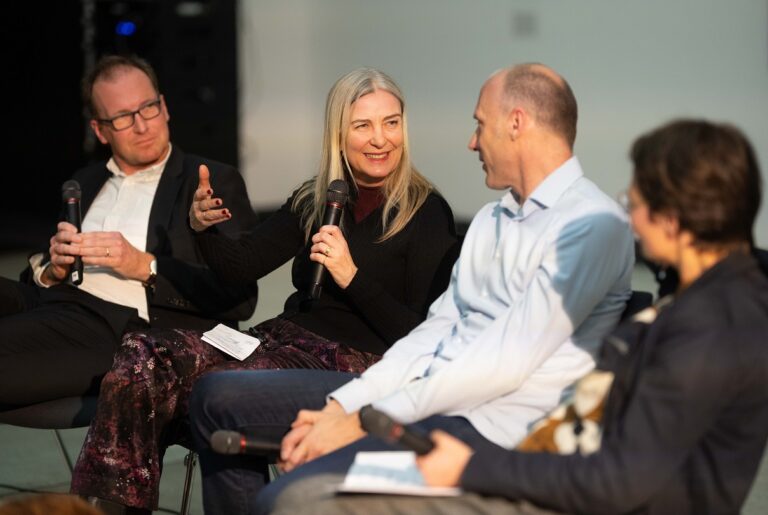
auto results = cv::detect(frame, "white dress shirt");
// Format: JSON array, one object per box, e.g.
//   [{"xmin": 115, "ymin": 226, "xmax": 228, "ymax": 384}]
[
  {"xmin": 331, "ymin": 157, "xmax": 635, "ymax": 448},
  {"xmin": 31, "ymin": 146, "xmax": 171, "ymax": 322}
]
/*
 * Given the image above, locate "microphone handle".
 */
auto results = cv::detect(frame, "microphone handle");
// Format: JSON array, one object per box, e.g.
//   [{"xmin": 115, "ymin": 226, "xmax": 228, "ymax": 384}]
[
  {"xmin": 243, "ymin": 438, "xmax": 282, "ymax": 455},
  {"xmin": 360, "ymin": 405, "xmax": 436, "ymax": 455},
  {"xmin": 399, "ymin": 428, "xmax": 435, "ymax": 455},
  {"xmin": 309, "ymin": 202, "xmax": 344, "ymax": 299},
  {"xmin": 65, "ymin": 199, "xmax": 83, "ymax": 285}
]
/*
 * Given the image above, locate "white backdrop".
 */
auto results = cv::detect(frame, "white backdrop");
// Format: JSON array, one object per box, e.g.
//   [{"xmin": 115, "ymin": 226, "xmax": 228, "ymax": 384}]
[{"xmin": 237, "ymin": 0, "xmax": 768, "ymax": 246}]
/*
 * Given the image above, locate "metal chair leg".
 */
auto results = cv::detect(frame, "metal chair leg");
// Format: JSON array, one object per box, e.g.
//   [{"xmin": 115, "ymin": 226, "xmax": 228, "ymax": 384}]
[
  {"xmin": 268, "ymin": 464, "xmax": 282, "ymax": 482},
  {"xmin": 180, "ymin": 450, "xmax": 197, "ymax": 515},
  {"xmin": 53, "ymin": 429, "xmax": 75, "ymax": 472}
]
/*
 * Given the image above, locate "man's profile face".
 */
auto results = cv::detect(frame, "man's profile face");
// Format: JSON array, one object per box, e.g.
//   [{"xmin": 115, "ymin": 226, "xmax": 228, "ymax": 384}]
[
  {"xmin": 468, "ymin": 76, "xmax": 511, "ymax": 190},
  {"xmin": 90, "ymin": 67, "xmax": 171, "ymax": 174}
]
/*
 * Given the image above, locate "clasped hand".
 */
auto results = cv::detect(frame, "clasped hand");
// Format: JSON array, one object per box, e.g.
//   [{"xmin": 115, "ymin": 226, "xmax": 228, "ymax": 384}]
[
  {"xmin": 277, "ymin": 405, "xmax": 474, "ymax": 486},
  {"xmin": 278, "ymin": 400, "xmax": 364, "ymax": 473}
]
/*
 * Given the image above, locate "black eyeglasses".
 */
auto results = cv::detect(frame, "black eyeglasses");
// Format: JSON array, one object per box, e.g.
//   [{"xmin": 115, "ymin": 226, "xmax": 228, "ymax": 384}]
[{"xmin": 96, "ymin": 98, "xmax": 162, "ymax": 131}]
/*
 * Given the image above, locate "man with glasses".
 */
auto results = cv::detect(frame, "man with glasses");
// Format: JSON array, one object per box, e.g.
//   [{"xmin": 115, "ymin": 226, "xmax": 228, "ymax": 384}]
[{"xmin": 0, "ymin": 54, "xmax": 258, "ymax": 410}]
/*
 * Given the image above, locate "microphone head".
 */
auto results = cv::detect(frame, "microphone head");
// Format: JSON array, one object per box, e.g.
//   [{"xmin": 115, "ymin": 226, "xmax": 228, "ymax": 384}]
[
  {"xmin": 62, "ymin": 179, "xmax": 82, "ymax": 201},
  {"xmin": 326, "ymin": 179, "xmax": 349, "ymax": 205},
  {"xmin": 210, "ymin": 430, "xmax": 242, "ymax": 455}
]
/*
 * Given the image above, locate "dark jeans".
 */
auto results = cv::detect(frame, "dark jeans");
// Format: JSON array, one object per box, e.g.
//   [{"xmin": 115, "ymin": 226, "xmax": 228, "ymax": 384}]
[
  {"xmin": 190, "ymin": 369, "xmax": 358, "ymax": 515},
  {"xmin": 189, "ymin": 369, "xmax": 492, "ymax": 515}
]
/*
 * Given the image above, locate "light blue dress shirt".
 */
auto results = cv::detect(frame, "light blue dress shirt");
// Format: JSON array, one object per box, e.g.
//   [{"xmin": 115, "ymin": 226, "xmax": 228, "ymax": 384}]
[{"xmin": 332, "ymin": 157, "xmax": 635, "ymax": 448}]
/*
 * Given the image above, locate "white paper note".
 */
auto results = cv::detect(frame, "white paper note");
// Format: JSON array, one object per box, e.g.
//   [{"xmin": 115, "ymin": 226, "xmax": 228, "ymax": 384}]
[
  {"xmin": 337, "ymin": 451, "xmax": 462, "ymax": 497},
  {"xmin": 201, "ymin": 324, "xmax": 260, "ymax": 361}
]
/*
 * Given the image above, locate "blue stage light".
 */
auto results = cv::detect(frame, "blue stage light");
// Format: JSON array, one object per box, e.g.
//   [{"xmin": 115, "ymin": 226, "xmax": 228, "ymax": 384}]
[{"xmin": 115, "ymin": 21, "xmax": 136, "ymax": 36}]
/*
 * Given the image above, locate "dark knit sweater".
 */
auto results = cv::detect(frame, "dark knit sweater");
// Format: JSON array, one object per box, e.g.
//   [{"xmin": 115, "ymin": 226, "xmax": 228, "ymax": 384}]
[{"xmin": 196, "ymin": 190, "xmax": 458, "ymax": 355}]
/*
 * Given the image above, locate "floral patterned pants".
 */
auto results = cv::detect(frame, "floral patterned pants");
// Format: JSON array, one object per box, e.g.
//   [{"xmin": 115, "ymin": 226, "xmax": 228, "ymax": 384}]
[{"xmin": 70, "ymin": 317, "xmax": 380, "ymax": 510}]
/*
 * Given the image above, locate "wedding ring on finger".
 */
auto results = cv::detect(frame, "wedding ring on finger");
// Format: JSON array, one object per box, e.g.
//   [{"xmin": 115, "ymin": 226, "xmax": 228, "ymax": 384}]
[{"xmin": 324, "ymin": 246, "xmax": 332, "ymax": 257}]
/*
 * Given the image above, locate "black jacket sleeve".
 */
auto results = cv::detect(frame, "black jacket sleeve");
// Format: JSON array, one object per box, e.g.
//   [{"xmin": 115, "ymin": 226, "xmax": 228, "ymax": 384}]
[
  {"xmin": 460, "ymin": 316, "xmax": 762, "ymax": 514},
  {"xmin": 195, "ymin": 195, "xmax": 306, "ymax": 285},
  {"xmin": 144, "ymin": 155, "xmax": 260, "ymax": 325}
]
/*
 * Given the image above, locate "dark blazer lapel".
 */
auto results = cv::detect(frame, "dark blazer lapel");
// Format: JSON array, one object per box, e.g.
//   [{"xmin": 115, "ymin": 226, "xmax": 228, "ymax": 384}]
[{"xmin": 146, "ymin": 146, "xmax": 186, "ymax": 253}]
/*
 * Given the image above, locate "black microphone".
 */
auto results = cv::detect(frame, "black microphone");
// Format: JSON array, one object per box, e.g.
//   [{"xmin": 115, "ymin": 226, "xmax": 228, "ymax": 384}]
[
  {"xmin": 210, "ymin": 430, "xmax": 282, "ymax": 457},
  {"xmin": 309, "ymin": 179, "xmax": 349, "ymax": 299},
  {"xmin": 359, "ymin": 405, "xmax": 435, "ymax": 455},
  {"xmin": 61, "ymin": 180, "xmax": 83, "ymax": 285}
]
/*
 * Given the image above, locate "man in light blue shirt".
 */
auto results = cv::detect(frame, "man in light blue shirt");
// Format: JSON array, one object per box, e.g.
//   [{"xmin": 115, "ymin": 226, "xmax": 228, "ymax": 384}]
[{"xmin": 188, "ymin": 63, "xmax": 635, "ymax": 515}]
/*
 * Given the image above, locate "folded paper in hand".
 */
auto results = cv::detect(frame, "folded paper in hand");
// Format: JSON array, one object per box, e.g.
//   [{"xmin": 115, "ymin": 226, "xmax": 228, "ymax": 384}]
[
  {"xmin": 202, "ymin": 324, "xmax": 260, "ymax": 361},
  {"xmin": 337, "ymin": 451, "xmax": 461, "ymax": 497}
]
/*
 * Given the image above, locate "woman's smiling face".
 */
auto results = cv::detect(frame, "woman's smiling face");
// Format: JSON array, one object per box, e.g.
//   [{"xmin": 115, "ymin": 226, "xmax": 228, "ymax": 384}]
[{"xmin": 343, "ymin": 89, "xmax": 404, "ymax": 187}]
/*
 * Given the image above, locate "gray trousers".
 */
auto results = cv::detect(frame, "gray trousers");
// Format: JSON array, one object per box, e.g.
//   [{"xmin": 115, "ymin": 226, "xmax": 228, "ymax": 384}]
[{"xmin": 271, "ymin": 472, "xmax": 562, "ymax": 515}]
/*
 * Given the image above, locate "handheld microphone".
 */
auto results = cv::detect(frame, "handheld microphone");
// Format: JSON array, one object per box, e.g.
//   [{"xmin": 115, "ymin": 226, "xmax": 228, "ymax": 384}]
[
  {"xmin": 210, "ymin": 430, "xmax": 282, "ymax": 457},
  {"xmin": 359, "ymin": 405, "xmax": 435, "ymax": 455},
  {"xmin": 61, "ymin": 180, "xmax": 83, "ymax": 285},
  {"xmin": 309, "ymin": 179, "xmax": 349, "ymax": 299}
]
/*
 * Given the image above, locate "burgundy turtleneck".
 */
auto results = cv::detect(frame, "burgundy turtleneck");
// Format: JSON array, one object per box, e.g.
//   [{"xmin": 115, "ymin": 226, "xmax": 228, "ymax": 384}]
[{"xmin": 352, "ymin": 185, "xmax": 385, "ymax": 223}]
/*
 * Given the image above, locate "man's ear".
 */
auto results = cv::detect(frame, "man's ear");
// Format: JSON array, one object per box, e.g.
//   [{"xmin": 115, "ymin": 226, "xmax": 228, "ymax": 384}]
[
  {"xmin": 161, "ymin": 94, "xmax": 170, "ymax": 122},
  {"xmin": 90, "ymin": 119, "xmax": 109, "ymax": 145},
  {"xmin": 661, "ymin": 213, "xmax": 681, "ymax": 239},
  {"xmin": 506, "ymin": 107, "xmax": 525, "ymax": 140}
]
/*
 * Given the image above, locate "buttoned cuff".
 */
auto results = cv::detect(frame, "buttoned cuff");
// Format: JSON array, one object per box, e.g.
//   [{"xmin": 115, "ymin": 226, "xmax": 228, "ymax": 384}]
[{"xmin": 29, "ymin": 253, "xmax": 52, "ymax": 288}]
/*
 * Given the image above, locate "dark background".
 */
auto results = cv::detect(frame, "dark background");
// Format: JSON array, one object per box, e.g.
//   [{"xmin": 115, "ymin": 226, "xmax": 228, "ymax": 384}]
[{"xmin": 3, "ymin": 0, "xmax": 237, "ymax": 251}]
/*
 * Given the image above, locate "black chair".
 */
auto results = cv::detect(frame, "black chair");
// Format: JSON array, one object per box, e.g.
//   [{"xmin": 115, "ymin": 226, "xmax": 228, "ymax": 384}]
[
  {"xmin": 0, "ymin": 395, "xmax": 197, "ymax": 515},
  {"xmin": 622, "ymin": 290, "xmax": 654, "ymax": 320}
]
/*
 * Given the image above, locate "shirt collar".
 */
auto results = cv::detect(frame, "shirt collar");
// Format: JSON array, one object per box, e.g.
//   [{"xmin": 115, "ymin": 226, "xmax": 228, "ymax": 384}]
[
  {"xmin": 499, "ymin": 156, "xmax": 583, "ymax": 217},
  {"xmin": 106, "ymin": 143, "xmax": 172, "ymax": 180}
]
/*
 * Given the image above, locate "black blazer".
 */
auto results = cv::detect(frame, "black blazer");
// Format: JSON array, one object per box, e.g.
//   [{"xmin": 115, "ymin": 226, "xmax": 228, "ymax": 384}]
[
  {"xmin": 462, "ymin": 253, "xmax": 768, "ymax": 515},
  {"xmin": 24, "ymin": 146, "xmax": 259, "ymax": 333}
]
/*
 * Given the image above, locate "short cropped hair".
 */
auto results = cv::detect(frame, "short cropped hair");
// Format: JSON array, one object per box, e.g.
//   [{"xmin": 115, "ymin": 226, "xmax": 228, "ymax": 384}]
[
  {"xmin": 502, "ymin": 63, "xmax": 578, "ymax": 148},
  {"xmin": 631, "ymin": 119, "xmax": 762, "ymax": 247},
  {"xmin": 81, "ymin": 55, "xmax": 160, "ymax": 118}
]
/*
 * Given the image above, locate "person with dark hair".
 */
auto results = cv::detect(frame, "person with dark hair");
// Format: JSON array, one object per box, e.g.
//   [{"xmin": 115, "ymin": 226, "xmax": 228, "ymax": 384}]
[
  {"xmin": 186, "ymin": 62, "xmax": 635, "ymax": 514},
  {"xmin": 634, "ymin": 120, "xmax": 768, "ymax": 297},
  {"xmin": 289, "ymin": 119, "xmax": 768, "ymax": 515},
  {"xmin": 69, "ymin": 67, "xmax": 458, "ymax": 514},
  {"xmin": 0, "ymin": 54, "xmax": 258, "ymax": 408}
]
